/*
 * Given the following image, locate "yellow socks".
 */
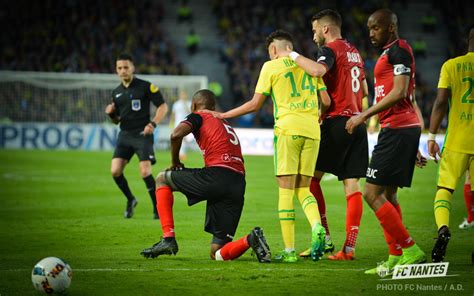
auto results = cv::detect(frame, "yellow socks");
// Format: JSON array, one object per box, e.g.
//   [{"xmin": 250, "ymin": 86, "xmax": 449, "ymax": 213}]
[
  {"xmin": 434, "ymin": 188, "xmax": 452, "ymax": 229},
  {"xmin": 296, "ymin": 186, "xmax": 321, "ymax": 228},
  {"xmin": 278, "ymin": 187, "xmax": 295, "ymax": 250}
]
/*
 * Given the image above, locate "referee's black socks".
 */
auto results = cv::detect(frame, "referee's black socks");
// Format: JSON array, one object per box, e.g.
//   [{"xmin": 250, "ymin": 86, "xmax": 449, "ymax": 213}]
[
  {"xmin": 113, "ymin": 174, "xmax": 135, "ymax": 201},
  {"xmin": 143, "ymin": 175, "xmax": 157, "ymax": 210}
]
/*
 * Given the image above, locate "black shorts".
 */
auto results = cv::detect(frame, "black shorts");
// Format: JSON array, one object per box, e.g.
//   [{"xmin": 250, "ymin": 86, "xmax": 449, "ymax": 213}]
[
  {"xmin": 366, "ymin": 126, "xmax": 421, "ymax": 188},
  {"xmin": 165, "ymin": 166, "xmax": 246, "ymax": 242},
  {"xmin": 316, "ymin": 117, "xmax": 368, "ymax": 180},
  {"xmin": 113, "ymin": 130, "xmax": 156, "ymax": 164}
]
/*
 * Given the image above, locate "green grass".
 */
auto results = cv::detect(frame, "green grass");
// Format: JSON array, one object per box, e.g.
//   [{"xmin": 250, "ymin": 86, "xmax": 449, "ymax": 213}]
[{"xmin": 0, "ymin": 150, "xmax": 472, "ymax": 295}]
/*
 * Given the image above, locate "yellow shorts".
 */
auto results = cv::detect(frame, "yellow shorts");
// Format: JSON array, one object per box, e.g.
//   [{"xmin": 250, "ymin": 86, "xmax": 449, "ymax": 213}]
[
  {"xmin": 274, "ymin": 134, "xmax": 320, "ymax": 176},
  {"xmin": 437, "ymin": 147, "xmax": 474, "ymax": 190}
]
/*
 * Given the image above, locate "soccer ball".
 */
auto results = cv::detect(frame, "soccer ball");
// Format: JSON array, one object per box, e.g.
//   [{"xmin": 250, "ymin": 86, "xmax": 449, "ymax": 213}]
[{"xmin": 31, "ymin": 257, "xmax": 72, "ymax": 294}]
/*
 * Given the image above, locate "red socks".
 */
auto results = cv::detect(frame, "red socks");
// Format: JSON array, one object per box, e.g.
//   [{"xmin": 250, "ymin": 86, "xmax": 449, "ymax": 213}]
[
  {"xmin": 382, "ymin": 204, "xmax": 403, "ymax": 255},
  {"xmin": 218, "ymin": 236, "xmax": 250, "ymax": 260},
  {"xmin": 375, "ymin": 202, "xmax": 414, "ymax": 249},
  {"xmin": 156, "ymin": 186, "xmax": 175, "ymax": 238},
  {"xmin": 464, "ymin": 184, "xmax": 473, "ymax": 223},
  {"xmin": 344, "ymin": 192, "xmax": 363, "ymax": 250},
  {"xmin": 310, "ymin": 177, "xmax": 330, "ymax": 236}
]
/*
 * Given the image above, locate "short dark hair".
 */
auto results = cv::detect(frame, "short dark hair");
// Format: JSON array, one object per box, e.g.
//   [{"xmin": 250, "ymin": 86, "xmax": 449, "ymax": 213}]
[
  {"xmin": 116, "ymin": 53, "xmax": 133, "ymax": 63},
  {"xmin": 265, "ymin": 30, "xmax": 294, "ymax": 48},
  {"xmin": 311, "ymin": 9, "xmax": 342, "ymax": 27},
  {"xmin": 193, "ymin": 89, "xmax": 216, "ymax": 110}
]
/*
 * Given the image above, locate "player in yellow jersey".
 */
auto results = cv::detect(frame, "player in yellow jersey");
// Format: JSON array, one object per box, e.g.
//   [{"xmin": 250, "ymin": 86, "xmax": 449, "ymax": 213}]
[
  {"xmin": 428, "ymin": 27, "xmax": 474, "ymax": 262},
  {"xmin": 207, "ymin": 30, "xmax": 331, "ymax": 262}
]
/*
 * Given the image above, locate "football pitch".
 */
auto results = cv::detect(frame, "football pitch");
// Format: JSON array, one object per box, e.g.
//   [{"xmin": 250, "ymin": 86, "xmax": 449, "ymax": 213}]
[{"xmin": 0, "ymin": 150, "xmax": 472, "ymax": 295}]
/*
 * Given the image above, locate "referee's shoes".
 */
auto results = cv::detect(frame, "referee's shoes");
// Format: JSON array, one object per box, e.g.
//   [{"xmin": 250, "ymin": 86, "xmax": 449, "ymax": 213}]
[{"xmin": 124, "ymin": 198, "xmax": 138, "ymax": 218}]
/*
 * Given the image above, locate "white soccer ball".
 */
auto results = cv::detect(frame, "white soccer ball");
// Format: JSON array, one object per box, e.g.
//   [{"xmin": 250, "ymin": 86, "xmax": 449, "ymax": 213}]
[{"xmin": 31, "ymin": 257, "xmax": 72, "ymax": 294}]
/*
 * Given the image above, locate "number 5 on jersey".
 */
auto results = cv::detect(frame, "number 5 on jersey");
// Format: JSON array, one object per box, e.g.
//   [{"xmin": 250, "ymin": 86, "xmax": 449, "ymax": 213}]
[{"xmin": 224, "ymin": 124, "xmax": 239, "ymax": 145}]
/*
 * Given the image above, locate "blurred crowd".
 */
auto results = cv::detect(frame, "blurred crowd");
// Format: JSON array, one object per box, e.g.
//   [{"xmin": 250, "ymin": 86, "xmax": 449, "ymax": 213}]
[
  {"xmin": 1, "ymin": 0, "xmax": 472, "ymax": 128},
  {"xmin": 0, "ymin": 0, "xmax": 187, "ymax": 75},
  {"xmin": 212, "ymin": 0, "xmax": 471, "ymax": 128}
]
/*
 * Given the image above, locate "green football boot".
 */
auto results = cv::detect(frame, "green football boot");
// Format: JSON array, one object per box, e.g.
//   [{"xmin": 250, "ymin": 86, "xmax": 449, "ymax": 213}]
[
  {"xmin": 311, "ymin": 223, "xmax": 326, "ymax": 261},
  {"xmin": 365, "ymin": 255, "xmax": 401, "ymax": 276},
  {"xmin": 274, "ymin": 250, "xmax": 298, "ymax": 263},
  {"xmin": 399, "ymin": 243, "xmax": 427, "ymax": 265}
]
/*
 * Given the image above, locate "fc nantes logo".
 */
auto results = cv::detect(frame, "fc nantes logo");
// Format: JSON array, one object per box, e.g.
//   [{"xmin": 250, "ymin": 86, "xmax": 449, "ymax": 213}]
[{"xmin": 150, "ymin": 83, "xmax": 159, "ymax": 93}]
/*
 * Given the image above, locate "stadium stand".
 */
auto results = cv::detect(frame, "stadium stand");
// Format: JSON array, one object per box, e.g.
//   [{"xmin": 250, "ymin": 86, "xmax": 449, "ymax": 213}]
[
  {"xmin": 0, "ymin": 0, "xmax": 471, "ymax": 128},
  {"xmin": 0, "ymin": 1, "xmax": 187, "ymax": 75}
]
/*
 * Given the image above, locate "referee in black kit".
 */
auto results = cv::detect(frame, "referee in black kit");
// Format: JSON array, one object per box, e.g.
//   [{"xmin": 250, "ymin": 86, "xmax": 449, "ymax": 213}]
[{"xmin": 105, "ymin": 53, "xmax": 168, "ymax": 219}]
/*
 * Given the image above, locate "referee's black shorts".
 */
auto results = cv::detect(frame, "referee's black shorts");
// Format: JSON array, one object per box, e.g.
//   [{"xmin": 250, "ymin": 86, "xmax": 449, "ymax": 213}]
[
  {"xmin": 113, "ymin": 130, "xmax": 156, "ymax": 164},
  {"xmin": 316, "ymin": 117, "xmax": 369, "ymax": 180},
  {"xmin": 366, "ymin": 126, "xmax": 421, "ymax": 188},
  {"xmin": 165, "ymin": 166, "xmax": 246, "ymax": 242}
]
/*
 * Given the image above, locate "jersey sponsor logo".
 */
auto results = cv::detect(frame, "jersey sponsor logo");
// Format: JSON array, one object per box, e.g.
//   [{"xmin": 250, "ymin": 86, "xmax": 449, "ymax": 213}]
[
  {"xmin": 366, "ymin": 167, "xmax": 378, "ymax": 179},
  {"xmin": 131, "ymin": 99, "xmax": 141, "ymax": 111},
  {"xmin": 346, "ymin": 52, "xmax": 362, "ymax": 63},
  {"xmin": 289, "ymin": 99, "xmax": 318, "ymax": 111},
  {"xmin": 393, "ymin": 64, "xmax": 411, "ymax": 75},
  {"xmin": 222, "ymin": 153, "xmax": 243, "ymax": 163},
  {"xmin": 374, "ymin": 85, "xmax": 385, "ymax": 102},
  {"xmin": 150, "ymin": 84, "xmax": 159, "ymax": 93},
  {"xmin": 115, "ymin": 93, "xmax": 123, "ymax": 98}
]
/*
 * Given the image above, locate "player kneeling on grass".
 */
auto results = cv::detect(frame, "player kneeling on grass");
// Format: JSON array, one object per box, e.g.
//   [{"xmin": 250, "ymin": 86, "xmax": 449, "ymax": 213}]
[{"xmin": 141, "ymin": 90, "xmax": 271, "ymax": 262}]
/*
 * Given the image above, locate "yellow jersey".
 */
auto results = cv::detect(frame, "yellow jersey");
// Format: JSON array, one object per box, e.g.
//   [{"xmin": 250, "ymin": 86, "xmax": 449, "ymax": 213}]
[
  {"xmin": 255, "ymin": 57, "xmax": 326, "ymax": 139},
  {"xmin": 437, "ymin": 52, "xmax": 474, "ymax": 154}
]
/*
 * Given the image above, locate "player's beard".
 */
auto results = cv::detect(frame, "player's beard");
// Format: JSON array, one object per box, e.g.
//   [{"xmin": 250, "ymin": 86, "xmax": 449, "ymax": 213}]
[{"xmin": 316, "ymin": 34, "xmax": 325, "ymax": 47}]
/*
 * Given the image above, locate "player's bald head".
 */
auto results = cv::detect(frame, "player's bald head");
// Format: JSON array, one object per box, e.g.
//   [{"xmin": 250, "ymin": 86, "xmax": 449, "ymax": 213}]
[
  {"xmin": 192, "ymin": 89, "xmax": 216, "ymax": 111},
  {"xmin": 369, "ymin": 9, "xmax": 398, "ymax": 29}
]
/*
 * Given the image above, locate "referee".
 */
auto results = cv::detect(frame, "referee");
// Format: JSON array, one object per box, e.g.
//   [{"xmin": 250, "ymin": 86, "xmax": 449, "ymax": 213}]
[{"xmin": 105, "ymin": 53, "xmax": 168, "ymax": 219}]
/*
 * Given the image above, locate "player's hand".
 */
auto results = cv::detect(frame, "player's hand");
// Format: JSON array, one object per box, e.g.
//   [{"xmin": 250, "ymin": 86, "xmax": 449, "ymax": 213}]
[
  {"xmin": 105, "ymin": 102, "xmax": 116, "ymax": 114},
  {"xmin": 415, "ymin": 150, "xmax": 427, "ymax": 168},
  {"xmin": 168, "ymin": 162, "xmax": 185, "ymax": 171},
  {"xmin": 345, "ymin": 114, "xmax": 364, "ymax": 134},
  {"xmin": 143, "ymin": 123, "xmax": 155, "ymax": 136},
  {"xmin": 201, "ymin": 109, "xmax": 223, "ymax": 119},
  {"xmin": 428, "ymin": 140, "xmax": 441, "ymax": 163}
]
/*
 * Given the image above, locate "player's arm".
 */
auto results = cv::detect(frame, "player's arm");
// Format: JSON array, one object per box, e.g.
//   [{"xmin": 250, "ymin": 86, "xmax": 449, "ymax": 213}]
[
  {"xmin": 220, "ymin": 93, "xmax": 267, "ymax": 119},
  {"xmin": 346, "ymin": 46, "xmax": 412, "ymax": 133},
  {"xmin": 170, "ymin": 122, "xmax": 193, "ymax": 169},
  {"xmin": 289, "ymin": 46, "xmax": 334, "ymax": 77},
  {"xmin": 346, "ymin": 75, "xmax": 410, "ymax": 133},
  {"xmin": 427, "ymin": 87, "xmax": 450, "ymax": 162},
  {"xmin": 292, "ymin": 54, "xmax": 328, "ymax": 77},
  {"xmin": 319, "ymin": 89, "xmax": 331, "ymax": 114},
  {"xmin": 364, "ymin": 75, "xmax": 409, "ymax": 119},
  {"xmin": 170, "ymin": 113, "xmax": 201, "ymax": 168},
  {"xmin": 413, "ymin": 96, "xmax": 425, "ymax": 130}
]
